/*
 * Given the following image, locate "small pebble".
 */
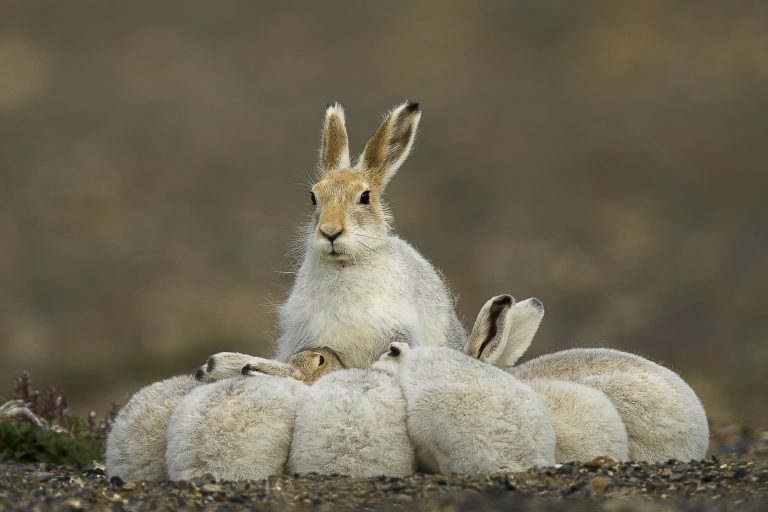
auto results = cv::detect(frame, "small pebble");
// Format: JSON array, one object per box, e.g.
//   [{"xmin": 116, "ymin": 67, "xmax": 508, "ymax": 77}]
[{"xmin": 26, "ymin": 471, "xmax": 52, "ymax": 482}]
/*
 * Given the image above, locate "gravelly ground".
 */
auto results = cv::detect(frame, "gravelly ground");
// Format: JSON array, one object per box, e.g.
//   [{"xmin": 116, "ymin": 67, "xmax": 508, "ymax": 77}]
[{"xmin": 1, "ymin": 426, "xmax": 766, "ymax": 511}]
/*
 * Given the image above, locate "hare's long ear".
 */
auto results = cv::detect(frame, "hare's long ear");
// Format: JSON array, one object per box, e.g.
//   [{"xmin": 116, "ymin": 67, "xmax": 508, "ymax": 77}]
[
  {"xmin": 495, "ymin": 298, "xmax": 545, "ymax": 368},
  {"xmin": 319, "ymin": 101, "xmax": 351, "ymax": 173},
  {"xmin": 356, "ymin": 101, "xmax": 421, "ymax": 190},
  {"xmin": 466, "ymin": 295, "xmax": 515, "ymax": 364}
]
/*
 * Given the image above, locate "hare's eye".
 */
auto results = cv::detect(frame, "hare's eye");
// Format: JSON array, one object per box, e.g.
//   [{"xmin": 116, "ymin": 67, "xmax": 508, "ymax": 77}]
[
  {"xmin": 359, "ymin": 190, "xmax": 370, "ymax": 205},
  {"xmin": 318, "ymin": 355, "xmax": 325, "ymax": 366},
  {"xmin": 310, "ymin": 192, "xmax": 317, "ymax": 205}
]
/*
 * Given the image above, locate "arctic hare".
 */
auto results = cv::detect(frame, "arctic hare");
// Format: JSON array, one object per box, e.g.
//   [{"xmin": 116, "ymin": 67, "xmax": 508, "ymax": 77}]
[
  {"xmin": 375, "ymin": 339, "xmax": 556, "ymax": 474},
  {"xmin": 471, "ymin": 295, "xmax": 707, "ymax": 462},
  {"xmin": 196, "ymin": 348, "xmax": 344, "ymax": 385},
  {"xmin": 165, "ymin": 374, "xmax": 305, "ymax": 481},
  {"xmin": 508, "ymin": 348, "xmax": 709, "ymax": 462},
  {"xmin": 106, "ymin": 375, "xmax": 199, "ymax": 481},
  {"xmin": 467, "ymin": 295, "xmax": 629, "ymax": 463},
  {"xmin": 288, "ymin": 367, "xmax": 415, "ymax": 477},
  {"xmin": 201, "ymin": 102, "xmax": 465, "ymax": 378}
]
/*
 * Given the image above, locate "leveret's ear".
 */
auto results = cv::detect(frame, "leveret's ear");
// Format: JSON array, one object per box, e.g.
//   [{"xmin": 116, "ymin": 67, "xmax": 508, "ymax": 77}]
[
  {"xmin": 387, "ymin": 341, "xmax": 410, "ymax": 358},
  {"xmin": 308, "ymin": 351, "xmax": 325, "ymax": 370},
  {"xmin": 356, "ymin": 101, "xmax": 421, "ymax": 190},
  {"xmin": 495, "ymin": 298, "xmax": 545, "ymax": 368},
  {"xmin": 319, "ymin": 101, "xmax": 351, "ymax": 173},
  {"xmin": 466, "ymin": 295, "xmax": 515, "ymax": 364}
]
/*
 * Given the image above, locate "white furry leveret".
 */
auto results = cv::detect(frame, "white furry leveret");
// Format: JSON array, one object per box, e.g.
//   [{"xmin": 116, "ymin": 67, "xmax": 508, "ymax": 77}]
[
  {"xmin": 525, "ymin": 379, "xmax": 628, "ymax": 463},
  {"xmin": 375, "ymin": 342, "xmax": 556, "ymax": 474},
  {"xmin": 165, "ymin": 375, "xmax": 305, "ymax": 481},
  {"xmin": 106, "ymin": 375, "xmax": 198, "ymax": 481},
  {"xmin": 508, "ymin": 348, "xmax": 709, "ymax": 463},
  {"xmin": 275, "ymin": 101, "xmax": 465, "ymax": 369},
  {"xmin": 465, "ymin": 297, "xmax": 628, "ymax": 463},
  {"xmin": 288, "ymin": 368, "xmax": 415, "ymax": 477}
]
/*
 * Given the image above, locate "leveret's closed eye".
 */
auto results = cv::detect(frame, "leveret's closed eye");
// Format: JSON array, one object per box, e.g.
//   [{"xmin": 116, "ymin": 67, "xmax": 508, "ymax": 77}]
[
  {"xmin": 318, "ymin": 354, "xmax": 325, "ymax": 365},
  {"xmin": 310, "ymin": 192, "xmax": 317, "ymax": 205},
  {"xmin": 359, "ymin": 190, "xmax": 370, "ymax": 204}
]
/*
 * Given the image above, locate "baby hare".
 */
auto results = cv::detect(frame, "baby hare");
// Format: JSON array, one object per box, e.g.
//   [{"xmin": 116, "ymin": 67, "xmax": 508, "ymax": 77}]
[
  {"xmin": 106, "ymin": 375, "xmax": 199, "ymax": 481},
  {"xmin": 508, "ymin": 348, "xmax": 709, "ymax": 462},
  {"xmin": 467, "ymin": 295, "xmax": 629, "ymax": 463},
  {"xmin": 375, "ymin": 339, "xmax": 556, "ymax": 474},
  {"xmin": 480, "ymin": 296, "xmax": 709, "ymax": 462},
  {"xmin": 165, "ymin": 374, "xmax": 305, "ymax": 481},
  {"xmin": 195, "ymin": 348, "xmax": 344, "ymax": 385},
  {"xmin": 288, "ymin": 367, "xmax": 416, "ymax": 478}
]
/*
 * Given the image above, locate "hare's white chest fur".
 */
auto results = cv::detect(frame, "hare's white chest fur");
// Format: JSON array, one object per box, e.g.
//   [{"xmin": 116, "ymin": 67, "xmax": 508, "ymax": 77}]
[{"xmin": 277, "ymin": 237, "xmax": 462, "ymax": 368}]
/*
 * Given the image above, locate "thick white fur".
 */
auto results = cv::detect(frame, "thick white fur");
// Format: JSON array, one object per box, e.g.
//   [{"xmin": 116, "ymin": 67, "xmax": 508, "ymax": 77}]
[
  {"xmin": 165, "ymin": 375, "xmax": 305, "ymax": 481},
  {"xmin": 277, "ymin": 239, "xmax": 465, "ymax": 368},
  {"xmin": 288, "ymin": 368, "xmax": 415, "ymax": 477},
  {"xmin": 106, "ymin": 375, "xmax": 198, "ymax": 481},
  {"xmin": 375, "ymin": 343, "xmax": 555, "ymax": 474},
  {"xmin": 526, "ymin": 379, "xmax": 628, "ymax": 463},
  {"xmin": 508, "ymin": 348, "xmax": 710, "ymax": 462}
]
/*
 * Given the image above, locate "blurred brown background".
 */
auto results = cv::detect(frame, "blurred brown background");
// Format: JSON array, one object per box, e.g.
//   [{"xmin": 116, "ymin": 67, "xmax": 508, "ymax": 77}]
[{"xmin": 1, "ymin": 0, "xmax": 766, "ymax": 423}]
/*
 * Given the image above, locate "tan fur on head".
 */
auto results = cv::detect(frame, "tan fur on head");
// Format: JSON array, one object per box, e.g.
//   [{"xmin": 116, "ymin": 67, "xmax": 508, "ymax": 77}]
[
  {"xmin": 309, "ymin": 101, "xmax": 421, "ymax": 262},
  {"xmin": 287, "ymin": 347, "xmax": 345, "ymax": 384}
]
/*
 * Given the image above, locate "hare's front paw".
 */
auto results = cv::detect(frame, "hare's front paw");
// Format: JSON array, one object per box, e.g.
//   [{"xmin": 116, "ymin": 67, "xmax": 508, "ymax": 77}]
[{"xmin": 195, "ymin": 352, "xmax": 254, "ymax": 382}]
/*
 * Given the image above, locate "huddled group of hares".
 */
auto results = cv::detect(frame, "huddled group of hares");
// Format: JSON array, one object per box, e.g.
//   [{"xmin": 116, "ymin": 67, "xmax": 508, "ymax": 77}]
[{"xmin": 106, "ymin": 102, "xmax": 709, "ymax": 482}]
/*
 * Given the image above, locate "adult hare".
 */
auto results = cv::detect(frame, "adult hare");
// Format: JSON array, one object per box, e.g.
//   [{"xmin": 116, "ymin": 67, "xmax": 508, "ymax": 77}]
[{"xmin": 201, "ymin": 102, "xmax": 465, "ymax": 378}]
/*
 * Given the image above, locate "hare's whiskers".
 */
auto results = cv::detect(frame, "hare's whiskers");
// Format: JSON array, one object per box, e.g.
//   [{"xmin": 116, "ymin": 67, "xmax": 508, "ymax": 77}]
[
  {"xmin": 356, "ymin": 240, "xmax": 374, "ymax": 252},
  {"xmin": 352, "ymin": 232, "xmax": 386, "ymax": 241}
]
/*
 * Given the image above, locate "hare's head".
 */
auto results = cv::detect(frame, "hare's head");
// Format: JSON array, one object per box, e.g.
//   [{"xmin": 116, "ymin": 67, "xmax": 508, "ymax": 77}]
[
  {"xmin": 307, "ymin": 101, "xmax": 421, "ymax": 262},
  {"xmin": 287, "ymin": 347, "xmax": 345, "ymax": 384}
]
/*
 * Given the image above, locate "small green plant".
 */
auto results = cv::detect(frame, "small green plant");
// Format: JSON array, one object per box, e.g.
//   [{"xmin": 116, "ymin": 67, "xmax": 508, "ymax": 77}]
[
  {"xmin": 0, "ymin": 421, "xmax": 103, "ymax": 467},
  {"xmin": 0, "ymin": 372, "xmax": 119, "ymax": 467}
]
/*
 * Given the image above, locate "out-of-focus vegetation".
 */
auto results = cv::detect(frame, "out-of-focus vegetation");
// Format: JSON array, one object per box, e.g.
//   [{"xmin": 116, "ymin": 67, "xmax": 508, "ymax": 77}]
[
  {"xmin": 0, "ymin": 373, "xmax": 115, "ymax": 466},
  {"xmin": 1, "ymin": 1, "xmax": 766, "ymax": 423},
  {"xmin": 0, "ymin": 421, "xmax": 103, "ymax": 467}
]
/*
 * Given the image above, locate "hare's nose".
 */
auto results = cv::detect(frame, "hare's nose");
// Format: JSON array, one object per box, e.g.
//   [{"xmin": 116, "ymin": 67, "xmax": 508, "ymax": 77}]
[{"xmin": 319, "ymin": 227, "xmax": 343, "ymax": 242}]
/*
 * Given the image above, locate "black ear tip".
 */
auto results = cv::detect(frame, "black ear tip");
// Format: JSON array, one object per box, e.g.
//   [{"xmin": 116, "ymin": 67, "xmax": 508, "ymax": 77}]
[
  {"xmin": 530, "ymin": 298, "xmax": 544, "ymax": 312},
  {"xmin": 489, "ymin": 295, "xmax": 513, "ymax": 316},
  {"xmin": 404, "ymin": 102, "xmax": 420, "ymax": 113},
  {"xmin": 326, "ymin": 100, "xmax": 342, "ymax": 111},
  {"xmin": 389, "ymin": 345, "xmax": 401, "ymax": 357},
  {"xmin": 195, "ymin": 368, "xmax": 205, "ymax": 381}
]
